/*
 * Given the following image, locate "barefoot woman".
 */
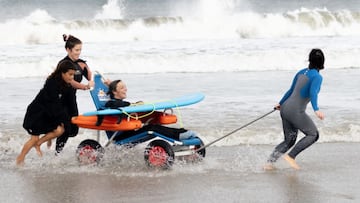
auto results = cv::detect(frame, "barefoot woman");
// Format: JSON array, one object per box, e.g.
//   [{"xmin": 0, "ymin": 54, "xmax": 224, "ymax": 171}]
[
  {"xmin": 16, "ymin": 61, "xmax": 76, "ymax": 165},
  {"xmin": 265, "ymin": 48, "xmax": 325, "ymax": 170}
]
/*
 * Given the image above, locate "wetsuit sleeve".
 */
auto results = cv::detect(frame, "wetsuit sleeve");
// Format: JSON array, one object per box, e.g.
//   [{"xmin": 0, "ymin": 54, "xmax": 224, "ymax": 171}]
[
  {"xmin": 309, "ymin": 74, "xmax": 322, "ymax": 111},
  {"xmin": 82, "ymin": 63, "xmax": 90, "ymax": 81},
  {"xmin": 77, "ymin": 59, "xmax": 91, "ymax": 81},
  {"xmin": 279, "ymin": 71, "xmax": 301, "ymax": 105}
]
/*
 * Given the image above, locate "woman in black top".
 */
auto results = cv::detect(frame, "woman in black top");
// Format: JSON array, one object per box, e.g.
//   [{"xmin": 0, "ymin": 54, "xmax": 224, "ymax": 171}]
[
  {"xmin": 17, "ymin": 61, "xmax": 76, "ymax": 166},
  {"xmin": 53, "ymin": 34, "xmax": 94, "ymax": 153}
]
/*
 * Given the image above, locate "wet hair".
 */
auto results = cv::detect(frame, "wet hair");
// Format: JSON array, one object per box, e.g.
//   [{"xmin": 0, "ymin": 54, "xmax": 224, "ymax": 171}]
[
  {"xmin": 308, "ymin": 48, "xmax": 325, "ymax": 70},
  {"xmin": 48, "ymin": 60, "xmax": 76, "ymax": 87},
  {"xmin": 107, "ymin": 80, "xmax": 122, "ymax": 99},
  {"xmin": 63, "ymin": 34, "xmax": 82, "ymax": 50}
]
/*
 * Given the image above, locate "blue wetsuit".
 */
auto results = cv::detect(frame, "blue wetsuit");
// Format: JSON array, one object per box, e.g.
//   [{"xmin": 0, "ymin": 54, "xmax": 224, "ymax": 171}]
[{"xmin": 268, "ymin": 68, "xmax": 323, "ymax": 162}]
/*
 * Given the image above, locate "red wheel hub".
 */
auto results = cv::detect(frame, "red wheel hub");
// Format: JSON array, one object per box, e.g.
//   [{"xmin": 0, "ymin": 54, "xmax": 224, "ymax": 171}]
[
  {"xmin": 148, "ymin": 146, "xmax": 167, "ymax": 167},
  {"xmin": 78, "ymin": 145, "xmax": 97, "ymax": 164}
]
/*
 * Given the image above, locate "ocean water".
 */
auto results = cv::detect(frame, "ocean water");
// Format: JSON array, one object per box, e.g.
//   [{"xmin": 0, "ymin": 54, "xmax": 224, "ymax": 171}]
[
  {"xmin": 1, "ymin": 0, "xmax": 359, "ymax": 140},
  {"xmin": 0, "ymin": 0, "xmax": 359, "ymax": 144},
  {"xmin": 0, "ymin": 0, "xmax": 359, "ymax": 146},
  {"xmin": 0, "ymin": 0, "xmax": 360, "ymax": 202},
  {"xmin": 1, "ymin": 0, "xmax": 360, "ymax": 77}
]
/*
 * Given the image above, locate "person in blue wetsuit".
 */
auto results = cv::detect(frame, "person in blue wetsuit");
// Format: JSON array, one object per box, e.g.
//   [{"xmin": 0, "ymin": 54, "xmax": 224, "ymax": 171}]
[{"xmin": 264, "ymin": 48, "xmax": 325, "ymax": 170}]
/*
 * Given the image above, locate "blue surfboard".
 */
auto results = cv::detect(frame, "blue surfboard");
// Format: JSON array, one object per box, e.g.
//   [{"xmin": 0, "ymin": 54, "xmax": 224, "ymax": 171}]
[
  {"xmin": 83, "ymin": 92, "xmax": 205, "ymax": 116},
  {"xmin": 84, "ymin": 73, "xmax": 204, "ymax": 116}
]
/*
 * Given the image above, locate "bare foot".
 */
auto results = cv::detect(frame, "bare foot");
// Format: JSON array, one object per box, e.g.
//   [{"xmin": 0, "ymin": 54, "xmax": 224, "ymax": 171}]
[
  {"xmin": 16, "ymin": 156, "xmax": 25, "ymax": 166},
  {"xmin": 283, "ymin": 154, "xmax": 300, "ymax": 170},
  {"xmin": 263, "ymin": 163, "xmax": 276, "ymax": 171},
  {"xmin": 47, "ymin": 140, "xmax": 52, "ymax": 149},
  {"xmin": 35, "ymin": 145, "xmax": 43, "ymax": 157}
]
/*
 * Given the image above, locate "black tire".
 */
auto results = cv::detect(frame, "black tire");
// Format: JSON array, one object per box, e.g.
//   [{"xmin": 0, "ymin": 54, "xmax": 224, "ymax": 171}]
[
  {"xmin": 76, "ymin": 139, "xmax": 105, "ymax": 165},
  {"xmin": 195, "ymin": 138, "xmax": 206, "ymax": 158},
  {"xmin": 179, "ymin": 138, "xmax": 206, "ymax": 163},
  {"xmin": 144, "ymin": 139, "xmax": 174, "ymax": 169}
]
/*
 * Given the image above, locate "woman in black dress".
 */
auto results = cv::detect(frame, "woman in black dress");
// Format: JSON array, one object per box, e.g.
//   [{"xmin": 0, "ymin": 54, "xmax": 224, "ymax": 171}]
[{"xmin": 16, "ymin": 61, "xmax": 77, "ymax": 166}]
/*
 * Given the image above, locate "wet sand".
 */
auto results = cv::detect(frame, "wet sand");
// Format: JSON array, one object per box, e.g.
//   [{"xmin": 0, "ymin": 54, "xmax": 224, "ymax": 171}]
[{"xmin": 1, "ymin": 143, "xmax": 359, "ymax": 203}]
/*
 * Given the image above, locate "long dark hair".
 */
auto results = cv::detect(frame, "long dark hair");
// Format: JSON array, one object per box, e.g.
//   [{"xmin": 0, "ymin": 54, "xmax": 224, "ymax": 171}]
[
  {"xmin": 63, "ymin": 34, "xmax": 82, "ymax": 50},
  {"xmin": 107, "ymin": 80, "xmax": 122, "ymax": 99},
  {"xmin": 48, "ymin": 60, "xmax": 76, "ymax": 89}
]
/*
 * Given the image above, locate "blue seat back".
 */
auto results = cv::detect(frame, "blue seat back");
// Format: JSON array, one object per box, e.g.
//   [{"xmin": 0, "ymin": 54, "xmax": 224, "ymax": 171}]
[{"xmin": 90, "ymin": 74, "xmax": 110, "ymax": 110}]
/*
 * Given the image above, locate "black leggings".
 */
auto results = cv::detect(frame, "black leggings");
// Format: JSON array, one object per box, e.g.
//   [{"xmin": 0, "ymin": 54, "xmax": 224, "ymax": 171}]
[{"xmin": 56, "ymin": 123, "xmax": 79, "ymax": 153}]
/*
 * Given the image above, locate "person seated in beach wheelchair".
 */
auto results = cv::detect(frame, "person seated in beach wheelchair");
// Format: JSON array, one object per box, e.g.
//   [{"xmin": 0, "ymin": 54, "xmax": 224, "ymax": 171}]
[{"xmin": 73, "ymin": 75, "xmax": 205, "ymax": 169}]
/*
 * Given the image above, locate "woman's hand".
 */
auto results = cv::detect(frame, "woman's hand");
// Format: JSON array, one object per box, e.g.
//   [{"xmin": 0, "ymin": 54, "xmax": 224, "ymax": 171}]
[
  {"xmin": 88, "ymin": 80, "xmax": 95, "ymax": 88},
  {"xmin": 132, "ymin": 101, "xmax": 144, "ymax": 106},
  {"xmin": 315, "ymin": 110, "xmax": 324, "ymax": 120}
]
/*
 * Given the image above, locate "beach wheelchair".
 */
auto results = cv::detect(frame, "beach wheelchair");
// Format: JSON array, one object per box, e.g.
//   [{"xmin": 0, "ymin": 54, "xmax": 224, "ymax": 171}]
[{"xmin": 71, "ymin": 73, "xmax": 206, "ymax": 169}]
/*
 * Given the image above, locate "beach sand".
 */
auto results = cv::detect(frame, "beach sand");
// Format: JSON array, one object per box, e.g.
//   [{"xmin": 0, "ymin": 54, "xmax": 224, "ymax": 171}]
[{"xmin": 1, "ymin": 143, "xmax": 358, "ymax": 203}]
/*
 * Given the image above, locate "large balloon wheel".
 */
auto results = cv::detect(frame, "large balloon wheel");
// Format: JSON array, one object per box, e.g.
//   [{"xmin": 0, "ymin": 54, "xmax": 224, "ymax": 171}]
[
  {"xmin": 78, "ymin": 145, "xmax": 98, "ymax": 164},
  {"xmin": 147, "ymin": 146, "xmax": 168, "ymax": 167}
]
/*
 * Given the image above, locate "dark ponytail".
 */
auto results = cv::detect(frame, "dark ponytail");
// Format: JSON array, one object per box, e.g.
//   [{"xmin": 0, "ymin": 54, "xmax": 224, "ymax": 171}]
[{"xmin": 63, "ymin": 34, "xmax": 82, "ymax": 50}]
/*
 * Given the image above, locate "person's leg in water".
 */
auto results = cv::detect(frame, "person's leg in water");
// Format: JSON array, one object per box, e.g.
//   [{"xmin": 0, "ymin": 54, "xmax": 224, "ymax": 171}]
[
  {"xmin": 55, "ymin": 133, "xmax": 69, "ymax": 153},
  {"xmin": 55, "ymin": 123, "xmax": 79, "ymax": 153},
  {"xmin": 37, "ymin": 125, "xmax": 65, "ymax": 154},
  {"xmin": 53, "ymin": 99, "xmax": 79, "ymax": 153},
  {"xmin": 16, "ymin": 135, "xmax": 40, "ymax": 166},
  {"xmin": 47, "ymin": 139, "xmax": 52, "ymax": 148},
  {"xmin": 284, "ymin": 116, "xmax": 319, "ymax": 170},
  {"xmin": 264, "ymin": 118, "xmax": 298, "ymax": 170},
  {"xmin": 16, "ymin": 125, "xmax": 64, "ymax": 166}
]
